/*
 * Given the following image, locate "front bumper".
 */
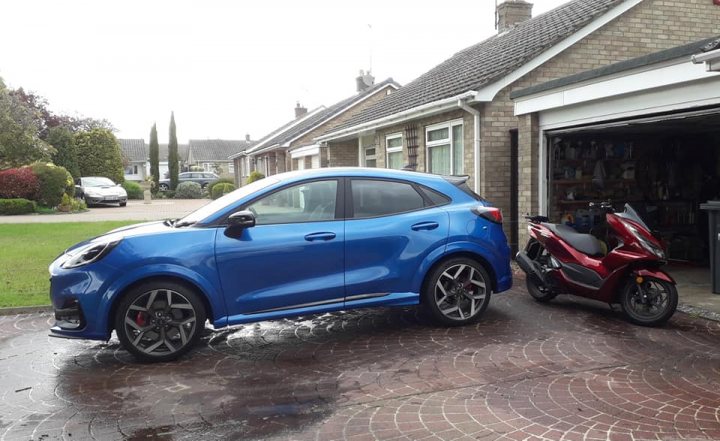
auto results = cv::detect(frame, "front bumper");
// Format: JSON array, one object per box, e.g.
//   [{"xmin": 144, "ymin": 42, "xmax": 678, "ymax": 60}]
[{"xmin": 85, "ymin": 195, "xmax": 127, "ymax": 205}]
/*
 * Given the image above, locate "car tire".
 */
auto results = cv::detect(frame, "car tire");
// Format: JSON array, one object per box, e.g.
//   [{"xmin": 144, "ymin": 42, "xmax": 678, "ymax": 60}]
[
  {"xmin": 422, "ymin": 257, "xmax": 491, "ymax": 327},
  {"xmin": 159, "ymin": 183, "xmax": 169, "ymax": 191},
  {"xmin": 114, "ymin": 280, "xmax": 206, "ymax": 362},
  {"xmin": 119, "ymin": 202, "xmax": 127, "ymax": 207},
  {"xmin": 84, "ymin": 197, "xmax": 92, "ymax": 208}
]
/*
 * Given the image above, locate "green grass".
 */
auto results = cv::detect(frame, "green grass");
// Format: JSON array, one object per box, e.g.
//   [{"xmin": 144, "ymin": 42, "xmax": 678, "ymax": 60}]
[{"xmin": 0, "ymin": 221, "xmax": 138, "ymax": 308}]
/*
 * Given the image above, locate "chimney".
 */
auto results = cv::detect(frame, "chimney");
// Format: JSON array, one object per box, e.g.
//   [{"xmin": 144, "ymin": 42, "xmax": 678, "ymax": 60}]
[
  {"xmin": 294, "ymin": 102, "xmax": 307, "ymax": 119},
  {"xmin": 356, "ymin": 69, "xmax": 375, "ymax": 92},
  {"xmin": 245, "ymin": 133, "xmax": 251, "ymax": 142},
  {"xmin": 497, "ymin": 0, "xmax": 533, "ymax": 33}
]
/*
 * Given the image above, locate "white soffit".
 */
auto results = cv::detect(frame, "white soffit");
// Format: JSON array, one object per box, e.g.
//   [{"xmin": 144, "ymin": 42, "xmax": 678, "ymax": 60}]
[
  {"xmin": 290, "ymin": 144, "xmax": 320, "ymax": 158},
  {"xmin": 515, "ymin": 59, "xmax": 717, "ymax": 116}
]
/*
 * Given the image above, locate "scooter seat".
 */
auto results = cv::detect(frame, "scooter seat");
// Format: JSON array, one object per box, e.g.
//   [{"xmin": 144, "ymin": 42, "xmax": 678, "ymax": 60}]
[{"xmin": 542, "ymin": 223, "xmax": 605, "ymax": 257}]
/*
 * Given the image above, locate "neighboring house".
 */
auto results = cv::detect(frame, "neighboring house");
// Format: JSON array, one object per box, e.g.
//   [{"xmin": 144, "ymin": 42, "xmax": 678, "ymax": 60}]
[
  {"xmin": 315, "ymin": 0, "xmax": 720, "ymax": 252},
  {"xmin": 189, "ymin": 138, "xmax": 252, "ymax": 179},
  {"xmin": 118, "ymin": 139, "xmax": 148, "ymax": 182},
  {"xmin": 155, "ymin": 143, "xmax": 189, "ymax": 179},
  {"xmin": 231, "ymin": 74, "xmax": 400, "ymax": 185}
]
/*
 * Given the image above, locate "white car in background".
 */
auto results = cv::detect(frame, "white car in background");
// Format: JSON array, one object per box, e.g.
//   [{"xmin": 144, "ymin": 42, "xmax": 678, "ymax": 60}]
[{"xmin": 75, "ymin": 177, "xmax": 128, "ymax": 207}]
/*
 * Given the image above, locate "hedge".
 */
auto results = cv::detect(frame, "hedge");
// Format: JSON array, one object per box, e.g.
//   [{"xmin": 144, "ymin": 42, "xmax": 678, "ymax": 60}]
[
  {"xmin": 175, "ymin": 181, "xmax": 202, "ymax": 199},
  {"xmin": 122, "ymin": 181, "xmax": 143, "ymax": 200},
  {"xmin": 211, "ymin": 183, "xmax": 236, "ymax": 200},
  {"xmin": 246, "ymin": 171, "xmax": 264, "ymax": 184},
  {"xmin": 30, "ymin": 163, "xmax": 74, "ymax": 208},
  {"xmin": 0, "ymin": 198, "xmax": 36, "ymax": 215},
  {"xmin": 208, "ymin": 178, "xmax": 235, "ymax": 197},
  {"xmin": 0, "ymin": 168, "xmax": 39, "ymax": 200}
]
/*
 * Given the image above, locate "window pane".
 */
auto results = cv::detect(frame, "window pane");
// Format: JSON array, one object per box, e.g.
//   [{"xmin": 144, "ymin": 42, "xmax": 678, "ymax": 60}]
[
  {"xmin": 420, "ymin": 186, "xmax": 451, "ymax": 206},
  {"xmin": 387, "ymin": 137, "xmax": 402, "ymax": 149},
  {"xmin": 365, "ymin": 158, "xmax": 376, "ymax": 168},
  {"xmin": 428, "ymin": 144, "xmax": 451, "ymax": 175},
  {"xmin": 247, "ymin": 180, "xmax": 337, "ymax": 225},
  {"xmin": 452, "ymin": 125, "xmax": 464, "ymax": 174},
  {"xmin": 365, "ymin": 147, "xmax": 376, "ymax": 157},
  {"xmin": 387, "ymin": 151, "xmax": 403, "ymax": 170},
  {"xmin": 427, "ymin": 127, "xmax": 449, "ymax": 142},
  {"xmin": 352, "ymin": 180, "xmax": 425, "ymax": 218}
]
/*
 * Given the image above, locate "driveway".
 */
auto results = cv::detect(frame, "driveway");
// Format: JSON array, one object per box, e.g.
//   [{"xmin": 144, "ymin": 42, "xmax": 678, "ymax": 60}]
[
  {"xmin": 1, "ymin": 284, "xmax": 719, "ymax": 440},
  {"xmin": 0, "ymin": 199, "xmax": 211, "ymax": 224}
]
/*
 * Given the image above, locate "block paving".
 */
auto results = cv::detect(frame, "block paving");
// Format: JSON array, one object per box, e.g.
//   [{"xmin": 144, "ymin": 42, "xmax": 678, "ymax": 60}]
[{"xmin": 1, "ymin": 284, "xmax": 719, "ymax": 440}]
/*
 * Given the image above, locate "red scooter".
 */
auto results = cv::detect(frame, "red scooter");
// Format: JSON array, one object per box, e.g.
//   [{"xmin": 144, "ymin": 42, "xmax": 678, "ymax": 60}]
[{"xmin": 516, "ymin": 201, "xmax": 678, "ymax": 326}]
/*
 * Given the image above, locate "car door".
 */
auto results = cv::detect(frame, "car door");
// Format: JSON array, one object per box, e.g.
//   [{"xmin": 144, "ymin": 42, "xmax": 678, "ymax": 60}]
[
  {"xmin": 215, "ymin": 179, "xmax": 345, "ymax": 319},
  {"xmin": 344, "ymin": 178, "xmax": 449, "ymax": 304}
]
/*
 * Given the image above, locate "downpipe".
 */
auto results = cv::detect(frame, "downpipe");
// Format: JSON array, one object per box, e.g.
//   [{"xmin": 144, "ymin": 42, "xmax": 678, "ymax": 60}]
[{"xmin": 457, "ymin": 99, "xmax": 481, "ymax": 194}]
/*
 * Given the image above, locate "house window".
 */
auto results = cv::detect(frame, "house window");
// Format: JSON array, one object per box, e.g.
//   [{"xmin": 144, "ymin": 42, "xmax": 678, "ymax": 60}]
[
  {"xmin": 364, "ymin": 146, "xmax": 377, "ymax": 168},
  {"xmin": 124, "ymin": 165, "xmax": 138, "ymax": 175},
  {"xmin": 426, "ymin": 120, "xmax": 464, "ymax": 175},
  {"xmin": 386, "ymin": 133, "xmax": 403, "ymax": 170}
]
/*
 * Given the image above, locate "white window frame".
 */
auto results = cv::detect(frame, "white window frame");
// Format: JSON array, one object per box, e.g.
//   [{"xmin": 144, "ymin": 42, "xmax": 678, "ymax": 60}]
[
  {"xmin": 425, "ymin": 119, "xmax": 464, "ymax": 175},
  {"xmin": 364, "ymin": 145, "xmax": 377, "ymax": 167},
  {"xmin": 385, "ymin": 133, "xmax": 403, "ymax": 170}
]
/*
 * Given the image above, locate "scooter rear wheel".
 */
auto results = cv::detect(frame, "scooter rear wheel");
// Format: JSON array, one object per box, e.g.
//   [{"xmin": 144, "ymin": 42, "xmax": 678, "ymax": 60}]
[
  {"xmin": 526, "ymin": 277, "xmax": 557, "ymax": 303},
  {"xmin": 620, "ymin": 277, "xmax": 677, "ymax": 326}
]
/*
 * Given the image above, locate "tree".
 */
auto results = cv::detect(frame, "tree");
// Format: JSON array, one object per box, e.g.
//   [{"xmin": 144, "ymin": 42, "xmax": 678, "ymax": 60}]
[
  {"xmin": 74, "ymin": 128, "xmax": 124, "ymax": 183},
  {"xmin": 168, "ymin": 112, "xmax": 179, "ymax": 190},
  {"xmin": 149, "ymin": 123, "xmax": 159, "ymax": 190},
  {"xmin": 47, "ymin": 126, "xmax": 80, "ymax": 179},
  {"xmin": 0, "ymin": 79, "xmax": 54, "ymax": 168}
]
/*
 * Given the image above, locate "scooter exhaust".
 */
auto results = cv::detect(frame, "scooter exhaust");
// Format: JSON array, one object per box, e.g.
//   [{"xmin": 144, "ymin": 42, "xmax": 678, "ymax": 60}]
[{"xmin": 515, "ymin": 251, "xmax": 547, "ymax": 286}]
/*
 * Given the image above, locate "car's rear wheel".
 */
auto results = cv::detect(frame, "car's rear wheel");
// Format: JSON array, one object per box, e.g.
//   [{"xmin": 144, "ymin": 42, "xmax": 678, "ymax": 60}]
[
  {"xmin": 159, "ymin": 183, "xmax": 169, "ymax": 191},
  {"xmin": 114, "ymin": 280, "xmax": 206, "ymax": 362},
  {"xmin": 422, "ymin": 257, "xmax": 491, "ymax": 326}
]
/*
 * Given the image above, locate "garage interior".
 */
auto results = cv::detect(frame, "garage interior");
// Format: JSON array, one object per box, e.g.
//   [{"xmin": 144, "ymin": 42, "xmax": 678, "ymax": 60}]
[{"xmin": 545, "ymin": 107, "xmax": 720, "ymax": 284}]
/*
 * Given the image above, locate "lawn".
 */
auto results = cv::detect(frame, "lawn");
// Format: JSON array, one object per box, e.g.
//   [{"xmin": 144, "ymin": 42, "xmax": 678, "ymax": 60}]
[{"xmin": 0, "ymin": 221, "xmax": 138, "ymax": 308}]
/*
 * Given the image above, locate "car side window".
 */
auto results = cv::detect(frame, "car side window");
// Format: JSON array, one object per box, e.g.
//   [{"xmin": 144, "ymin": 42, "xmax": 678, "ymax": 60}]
[
  {"xmin": 351, "ymin": 179, "xmax": 425, "ymax": 218},
  {"xmin": 246, "ymin": 180, "xmax": 338, "ymax": 225},
  {"xmin": 419, "ymin": 186, "xmax": 451, "ymax": 206}
]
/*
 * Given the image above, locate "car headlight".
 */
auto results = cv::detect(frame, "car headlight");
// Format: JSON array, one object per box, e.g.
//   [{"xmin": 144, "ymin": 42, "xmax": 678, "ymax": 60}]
[
  {"xmin": 85, "ymin": 189, "xmax": 100, "ymax": 196},
  {"xmin": 61, "ymin": 239, "xmax": 121, "ymax": 269}
]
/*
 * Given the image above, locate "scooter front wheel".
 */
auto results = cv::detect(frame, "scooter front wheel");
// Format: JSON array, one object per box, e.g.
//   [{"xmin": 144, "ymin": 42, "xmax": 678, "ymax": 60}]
[
  {"xmin": 526, "ymin": 277, "xmax": 557, "ymax": 303},
  {"xmin": 620, "ymin": 277, "xmax": 678, "ymax": 326}
]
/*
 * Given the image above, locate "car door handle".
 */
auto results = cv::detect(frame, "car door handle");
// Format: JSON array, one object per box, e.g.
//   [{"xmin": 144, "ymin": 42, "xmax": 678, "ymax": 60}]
[
  {"xmin": 411, "ymin": 221, "xmax": 439, "ymax": 231},
  {"xmin": 304, "ymin": 232, "xmax": 336, "ymax": 241}
]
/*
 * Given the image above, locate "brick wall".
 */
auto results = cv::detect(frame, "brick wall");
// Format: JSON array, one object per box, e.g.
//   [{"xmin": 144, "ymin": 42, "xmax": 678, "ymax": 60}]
[{"xmin": 327, "ymin": 140, "xmax": 358, "ymax": 167}]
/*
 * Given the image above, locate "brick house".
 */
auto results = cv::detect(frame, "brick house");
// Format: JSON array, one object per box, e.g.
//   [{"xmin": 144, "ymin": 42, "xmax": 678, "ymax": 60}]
[
  {"xmin": 315, "ymin": 0, "xmax": 720, "ymax": 253},
  {"xmin": 231, "ymin": 74, "xmax": 400, "ymax": 185},
  {"xmin": 118, "ymin": 139, "xmax": 148, "ymax": 182}
]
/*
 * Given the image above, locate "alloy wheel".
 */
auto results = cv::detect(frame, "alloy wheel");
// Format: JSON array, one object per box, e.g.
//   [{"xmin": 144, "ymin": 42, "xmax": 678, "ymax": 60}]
[
  {"xmin": 434, "ymin": 264, "xmax": 487, "ymax": 321},
  {"xmin": 122, "ymin": 289, "xmax": 197, "ymax": 356},
  {"xmin": 626, "ymin": 280, "xmax": 671, "ymax": 321}
]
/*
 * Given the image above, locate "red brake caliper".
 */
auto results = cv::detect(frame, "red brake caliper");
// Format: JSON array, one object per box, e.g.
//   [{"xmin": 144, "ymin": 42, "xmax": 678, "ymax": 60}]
[{"xmin": 136, "ymin": 312, "xmax": 146, "ymax": 327}]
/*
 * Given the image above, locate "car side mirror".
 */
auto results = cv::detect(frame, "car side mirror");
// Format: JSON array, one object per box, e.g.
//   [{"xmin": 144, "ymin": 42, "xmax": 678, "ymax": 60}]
[{"xmin": 228, "ymin": 210, "xmax": 256, "ymax": 229}]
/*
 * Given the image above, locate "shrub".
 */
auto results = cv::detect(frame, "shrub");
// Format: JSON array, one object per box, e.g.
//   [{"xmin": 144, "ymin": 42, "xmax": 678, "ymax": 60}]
[
  {"xmin": 30, "ymin": 163, "xmax": 74, "ymax": 208},
  {"xmin": 0, "ymin": 168, "xmax": 39, "ymax": 200},
  {"xmin": 0, "ymin": 198, "xmax": 36, "ymax": 215},
  {"xmin": 208, "ymin": 177, "xmax": 235, "ymax": 196},
  {"xmin": 74, "ymin": 129, "xmax": 124, "ymax": 184},
  {"xmin": 164, "ymin": 190, "xmax": 176, "ymax": 199},
  {"xmin": 174, "ymin": 181, "xmax": 202, "ymax": 199},
  {"xmin": 57, "ymin": 193, "xmax": 87, "ymax": 213},
  {"xmin": 211, "ymin": 183, "xmax": 236, "ymax": 200},
  {"xmin": 122, "ymin": 181, "xmax": 143, "ymax": 200},
  {"xmin": 246, "ymin": 171, "xmax": 265, "ymax": 184}
]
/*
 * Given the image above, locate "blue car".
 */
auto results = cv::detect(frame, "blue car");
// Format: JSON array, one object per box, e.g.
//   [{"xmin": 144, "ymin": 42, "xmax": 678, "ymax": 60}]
[{"xmin": 50, "ymin": 168, "xmax": 512, "ymax": 361}]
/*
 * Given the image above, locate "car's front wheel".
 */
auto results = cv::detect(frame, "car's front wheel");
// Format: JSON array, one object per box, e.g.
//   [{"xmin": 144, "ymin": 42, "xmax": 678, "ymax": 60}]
[
  {"xmin": 159, "ymin": 183, "xmax": 169, "ymax": 191},
  {"xmin": 422, "ymin": 257, "xmax": 491, "ymax": 326},
  {"xmin": 114, "ymin": 280, "xmax": 206, "ymax": 362}
]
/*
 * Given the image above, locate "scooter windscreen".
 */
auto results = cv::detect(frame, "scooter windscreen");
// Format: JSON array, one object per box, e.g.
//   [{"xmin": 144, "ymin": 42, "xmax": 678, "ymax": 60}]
[{"xmin": 616, "ymin": 203, "xmax": 651, "ymax": 232}]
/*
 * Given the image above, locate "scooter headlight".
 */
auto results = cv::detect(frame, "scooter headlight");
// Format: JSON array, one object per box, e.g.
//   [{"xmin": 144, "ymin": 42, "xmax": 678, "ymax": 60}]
[{"xmin": 622, "ymin": 221, "xmax": 665, "ymax": 260}]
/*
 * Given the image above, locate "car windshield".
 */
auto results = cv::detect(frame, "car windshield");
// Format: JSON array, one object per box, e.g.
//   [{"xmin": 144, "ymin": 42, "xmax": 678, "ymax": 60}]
[
  {"xmin": 178, "ymin": 177, "xmax": 278, "ymax": 225},
  {"xmin": 82, "ymin": 177, "xmax": 116, "ymax": 187}
]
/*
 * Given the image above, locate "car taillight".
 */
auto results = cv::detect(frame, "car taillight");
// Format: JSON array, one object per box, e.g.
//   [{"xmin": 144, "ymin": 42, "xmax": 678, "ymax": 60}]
[{"xmin": 472, "ymin": 206, "xmax": 503, "ymax": 224}]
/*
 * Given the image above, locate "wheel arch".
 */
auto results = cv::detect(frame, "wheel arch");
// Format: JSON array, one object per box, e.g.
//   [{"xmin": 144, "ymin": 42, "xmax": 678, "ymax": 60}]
[{"xmin": 107, "ymin": 275, "xmax": 215, "ymax": 335}]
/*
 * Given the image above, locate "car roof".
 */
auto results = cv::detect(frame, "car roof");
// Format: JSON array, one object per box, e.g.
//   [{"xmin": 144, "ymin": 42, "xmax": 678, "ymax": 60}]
[{"xmin": 269, "ymin": 167, "xmax": 451, "ymax": 186}]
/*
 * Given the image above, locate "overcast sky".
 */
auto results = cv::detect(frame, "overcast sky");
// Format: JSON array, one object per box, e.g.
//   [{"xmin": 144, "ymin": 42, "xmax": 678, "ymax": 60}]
[{"xmin": 1, "ymin": 0, "xmax": 569, "ymax": 144}]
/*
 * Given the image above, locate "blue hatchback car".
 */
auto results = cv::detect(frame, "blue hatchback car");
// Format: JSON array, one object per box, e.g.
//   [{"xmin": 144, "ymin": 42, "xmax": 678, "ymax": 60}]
[{"xmin": 50, "ymin": 168, "xmax": 512, "ymax": 361}]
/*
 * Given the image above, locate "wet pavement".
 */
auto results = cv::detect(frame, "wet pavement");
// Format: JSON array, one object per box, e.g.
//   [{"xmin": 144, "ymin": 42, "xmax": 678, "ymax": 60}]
[{"xmin": 1, "ymin": 285, "xmax": 720, "ymax": 440}]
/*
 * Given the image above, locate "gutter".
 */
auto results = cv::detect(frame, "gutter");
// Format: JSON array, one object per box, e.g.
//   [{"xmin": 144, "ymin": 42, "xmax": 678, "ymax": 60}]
[
  {"xmin": 315, "ymin": 91, "xmax": 478, "ymax": 142},
  {"xmin": 692, "ymin": 48, "xmax": 720, "ymax": 72},
  {"xmin": 457, "ymin": 100, "xmax": 481, "ymax": 194}
]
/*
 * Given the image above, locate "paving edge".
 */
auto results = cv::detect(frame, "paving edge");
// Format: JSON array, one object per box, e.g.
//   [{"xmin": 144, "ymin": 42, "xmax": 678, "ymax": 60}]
[
  {"xmin": 677, "ymin": 303, "xmax": 720, "ymax": 323},
  {"xmin": 0, "ymin": 305, "xmax": 51, "ymax": 316}
]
